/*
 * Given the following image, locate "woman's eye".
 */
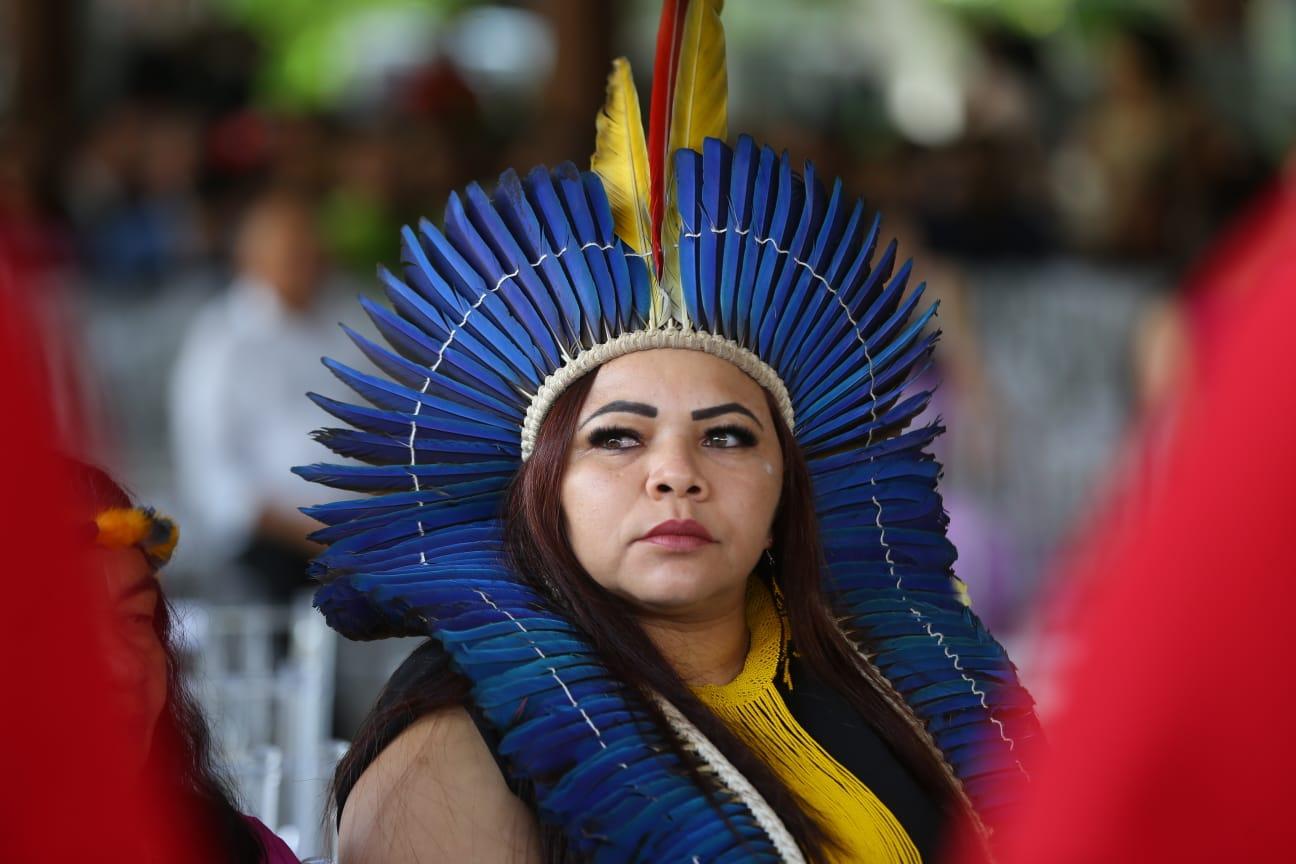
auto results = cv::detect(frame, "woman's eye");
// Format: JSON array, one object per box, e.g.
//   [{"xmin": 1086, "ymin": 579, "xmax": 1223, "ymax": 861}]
[
  {"xmin": 119, "ymin": 613, "xmax": 153, "ymax": 632},
  {"xmin": 703, "ymin": 425, "xmax": 757, "ymax": 448},
  {"xmin": 588, "ymin": 427, "xmax": 641, "ymax": 450}
]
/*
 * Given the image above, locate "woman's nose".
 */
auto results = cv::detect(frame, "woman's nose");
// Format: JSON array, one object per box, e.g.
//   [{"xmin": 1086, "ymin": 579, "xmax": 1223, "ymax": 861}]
[{"xmin": 645, "ymin": 439, "xmax": 707, "ymax": 499}]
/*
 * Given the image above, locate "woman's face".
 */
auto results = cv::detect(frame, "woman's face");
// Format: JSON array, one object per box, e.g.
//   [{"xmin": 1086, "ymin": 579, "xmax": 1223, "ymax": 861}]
[
  {"xmin": 561, "ymin": 349, "xmax": 783, "ymax": 619},
  {"xmin": 93, "ymin": 547, "xmax": 168, "ymax": 773}
]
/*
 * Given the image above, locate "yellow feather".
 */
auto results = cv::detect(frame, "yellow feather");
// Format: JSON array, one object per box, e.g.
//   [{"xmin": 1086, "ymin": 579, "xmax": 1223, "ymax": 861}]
[
  {"xmin": 669, "ymin": 0, "xmax": 728, "ymax": 158},
  {"xmin": 94, "ymin": 508, "xmax": 150, "ymax": 549},
  {"xmin": 592, "ymin": 58, "xmax": 653, "ymax": 262},
  {"xmin": 662, "ymin": 0, "xmax": 727, "ymax": 327}
]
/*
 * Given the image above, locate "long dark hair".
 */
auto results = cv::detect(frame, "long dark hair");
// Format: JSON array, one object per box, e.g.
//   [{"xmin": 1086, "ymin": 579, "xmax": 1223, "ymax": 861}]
[
  {"xmin": 75, "ymin": 460, "xmax": 265, "ymax": 863},
  {"xmin": 335, "ymin": 368, "xmax": 960, "ymax": 861}
]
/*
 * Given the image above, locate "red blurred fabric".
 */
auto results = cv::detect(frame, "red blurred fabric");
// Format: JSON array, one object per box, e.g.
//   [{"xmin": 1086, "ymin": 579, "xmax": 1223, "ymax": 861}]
[
  {"xmin": 988, "ymin": 166, "xmax": 1296, "ymax": 862},
  {"xmin": 0, "ymin": 261, "xmax": 205, "ymax": 859}
]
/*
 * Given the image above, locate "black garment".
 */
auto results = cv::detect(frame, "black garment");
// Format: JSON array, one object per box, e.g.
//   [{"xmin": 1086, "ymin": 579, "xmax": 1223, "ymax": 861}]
[
  {"xmin": 778, "ymin": 652, "xmax": 946, "ymax": 861},
  {"xmin": 344, "ymin": 640, "xmax": 946, "ymax": 860}
]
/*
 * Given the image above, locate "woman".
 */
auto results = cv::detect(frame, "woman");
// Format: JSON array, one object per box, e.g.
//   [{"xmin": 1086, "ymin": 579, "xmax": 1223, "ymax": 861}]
[
  {"xmin": 77, "ymin": 460, "xmax": 297, "ymax": 863},
  {"xmin": 300, "ymin": 2, "xmax": 1039, "ymax": 861}
]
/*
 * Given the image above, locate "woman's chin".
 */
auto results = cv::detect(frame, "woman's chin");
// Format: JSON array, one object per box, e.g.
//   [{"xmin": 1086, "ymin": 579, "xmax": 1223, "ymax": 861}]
[{"xmin": 614, "ymin": 567, "xmax": 742, "ymax": 616}]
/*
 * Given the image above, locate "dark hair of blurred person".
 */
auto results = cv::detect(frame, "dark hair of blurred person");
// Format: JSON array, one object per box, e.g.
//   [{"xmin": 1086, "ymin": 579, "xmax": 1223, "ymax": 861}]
[{"xmin": 74, "ymin": 458, "xmax": 296, "ymax": 863}]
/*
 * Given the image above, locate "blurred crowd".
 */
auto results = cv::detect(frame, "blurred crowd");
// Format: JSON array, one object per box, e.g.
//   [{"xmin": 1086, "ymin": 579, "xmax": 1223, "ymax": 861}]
[{"xmin": 2, "ymin": 0, "xmax": 1292, "ymax": 741}]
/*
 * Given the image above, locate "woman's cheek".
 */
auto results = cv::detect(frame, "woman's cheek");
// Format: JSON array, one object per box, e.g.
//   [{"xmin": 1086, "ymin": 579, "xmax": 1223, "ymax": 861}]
[{"xmin": 144, "ymin": 645, "xmax": 168, "ymax": 735}]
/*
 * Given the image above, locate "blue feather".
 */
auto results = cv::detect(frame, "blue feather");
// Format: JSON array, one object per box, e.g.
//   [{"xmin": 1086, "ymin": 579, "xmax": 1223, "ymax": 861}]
[
  {"xmin": 358, "ymin": 296, "xmax": 520, "ymax": 406},
  {"xmin": 400, "ymin": 223, "xmax": 467, "ymax": 318},
  {"xmin": 307, "ymin": 392, "xmax": 516, "ymax": 445},
  {"xmin": 762, "ymin": 160, "xmax": 822, "ymax": 367},
  {"xmin": 312, "ymin": 426, "xmax": 517, "ymax": 466},
  {"xmin": 556, "ymin": 163, "xmax": 618, "ymax": 341},
  {"xmin": 525, "ymin": 166, "xmax": 602, "ymax": 345},
  {"xmin": 293, "ymin": 460, "xmax": 515, "ymax": 493},
  {"xmin": 581, "ymin": 172, "xmax": 638, "ymax": 335},
  {"xmin": 495, "ymin": 169, "xmax": 583, "ymax": 354},
  {"xmin": 786, "ymin": 207, "xmax": 881, "ymax": 387},
  {"xmin": 719, "ymin": 135, "xmax": 757, "ymax": 338},
  {"xmin": 799, "ymin": 360, "xmax": 934, "ymax": 451},
  {"xmin": 625, "ymin": 248, "xmax": 652, "ymax": 329},
  {"xmin": 322, "ymin": 358, "xmax": 518, "ymax": 432},
  {"xmin": 798, "ymin": 298, "xmax": 936, "ymax": 418},
  {"xmin": 846, "ymin": 236, "xmax": 899, "ymax": 320},
  {"xmin": 734, "ymin": 144, "xmax": 776, "ymax": 344},
  {"xmin": 381, "ymin": 264, "xmax": 541, "ymax": 386},
  {"xmin": 674, "ymin": 148, "xmax": 703, "ymax": 326},
  {"xmin": 340, "ymin": 324, "xmax": 520, "ymax": 421},
  {"xmin": 445, "ymin": 189, "xmax": 563, "ymax": 370},
  {"xmin": 464, "ymin": 182, "xmax": 575, "ymax": 354},
  {"xmin": 698, "ymin": 137, "xmax": 731, "ymax": 331},
  {"xmin": 749, "ymin": 150, "xmax": 798, "ymax": 351},
  {"xmin": 786, "ymin": 238, "xmax": 898, "ymax": 400},
  {"xmin": 771, "ymin": 175, "xmax": 845, "ymax": 369}
]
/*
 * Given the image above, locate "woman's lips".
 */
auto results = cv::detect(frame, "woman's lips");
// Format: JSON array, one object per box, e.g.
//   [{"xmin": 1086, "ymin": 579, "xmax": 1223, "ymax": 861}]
[
  {"xmin": 638, "ymin": 519, "xmax": 715, "ymax": 551},
  {"xmin": 642, "ymin": 534, "xmax": 712, "ymax": 551}
]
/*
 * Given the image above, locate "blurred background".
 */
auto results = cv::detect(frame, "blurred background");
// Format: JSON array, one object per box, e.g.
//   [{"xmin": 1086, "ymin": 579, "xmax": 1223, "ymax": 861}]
[{"xmin": 3, "ymin": 0, "xmax": 1293, "ymax": 856}]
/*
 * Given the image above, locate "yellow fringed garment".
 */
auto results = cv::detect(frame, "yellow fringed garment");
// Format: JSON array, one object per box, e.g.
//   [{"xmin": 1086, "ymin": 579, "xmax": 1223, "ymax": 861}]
[{"xmin": 693, "ymin": 582, "xmax": 922, "ymax": 863}]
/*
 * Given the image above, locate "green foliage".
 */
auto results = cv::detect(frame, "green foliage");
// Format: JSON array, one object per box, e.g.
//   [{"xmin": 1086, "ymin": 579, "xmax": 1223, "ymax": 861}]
[{"xmin": 212, "ymin": 0, "xmax": 471, "ymax": 109}]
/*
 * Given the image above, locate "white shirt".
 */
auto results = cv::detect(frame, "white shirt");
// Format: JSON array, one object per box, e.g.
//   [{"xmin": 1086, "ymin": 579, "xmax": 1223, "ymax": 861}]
[{"xmin": 169, "ymin": 276, "xmax": 364, "ymax": 557}]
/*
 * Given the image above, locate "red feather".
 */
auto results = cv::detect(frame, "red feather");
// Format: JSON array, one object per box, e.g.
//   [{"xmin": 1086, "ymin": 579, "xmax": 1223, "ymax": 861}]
[{"xmin": 647, "ymin": 0, "xmax": 689, "ymax": 276}]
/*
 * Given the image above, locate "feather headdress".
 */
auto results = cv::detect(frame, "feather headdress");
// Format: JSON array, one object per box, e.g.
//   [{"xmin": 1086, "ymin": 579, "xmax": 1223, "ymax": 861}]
[{"xmin": 298, "ymin": 0, "xmax": 1039, "ymax": 858}]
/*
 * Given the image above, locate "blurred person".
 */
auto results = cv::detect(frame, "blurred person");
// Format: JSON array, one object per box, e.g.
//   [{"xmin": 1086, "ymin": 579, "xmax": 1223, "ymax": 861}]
[
  {"xmin": 985, "ymin": 151, "xmax": 1296, "ymax": 863},
  {"xmin": 171, "ymin": 189, "xmax": 353, "ymax": 602},
  {"xmin": 2, "ymin": 272, "xmax": 160, "ymax": 860},
  {"xmin": 74, "ymin": 458, "xmax": 297, "ymax": 862}
]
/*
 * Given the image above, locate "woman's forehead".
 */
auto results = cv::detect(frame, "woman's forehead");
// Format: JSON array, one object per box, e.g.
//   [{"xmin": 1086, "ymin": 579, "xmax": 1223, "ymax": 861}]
[
  {"xmin": 93, "ymin": 546, "xmax": 157, "ymax": 599},
  {"xmin": 583, "ymin": 349, "xmax": 768, "ymax": 412}
]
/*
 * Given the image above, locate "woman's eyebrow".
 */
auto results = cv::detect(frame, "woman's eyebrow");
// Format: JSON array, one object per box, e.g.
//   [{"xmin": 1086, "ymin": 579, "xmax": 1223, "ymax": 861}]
[
  {"xmin": 115, "ymin": 577, "xmax": 159, "ymax": 604},
  {"xmin": 691, "ymin": 402, "xmax": 763, "ymax": 428},
  {"xmin": 579, "ymin": 400, "xmax": 657, "ymax": 428}
]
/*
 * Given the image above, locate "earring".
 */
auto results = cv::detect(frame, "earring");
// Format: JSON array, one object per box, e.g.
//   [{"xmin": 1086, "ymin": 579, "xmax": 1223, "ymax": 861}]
[{"xmin": 764, "ymin": 549, "xmax": 789, "ymax": 620}]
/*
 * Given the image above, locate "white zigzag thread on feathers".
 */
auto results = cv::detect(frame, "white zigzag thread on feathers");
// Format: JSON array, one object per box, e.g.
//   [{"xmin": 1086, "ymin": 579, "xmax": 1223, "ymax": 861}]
[
  {"xmin": 918, "ymin": 618, "xmax": 1031, "ymax": 780},
  {"xmin": 472, "ymin": 589, "xmax": 607, "ymax": 749},
  {"xmin": 653, "ymin": 695, "xmax": 806, "ymax": 863},
  {"xmin": 470, "ymin": 594, "xmax": 728, "ymax": 848},
  {"xmin": 471, "ymin": 590, "xmax": 762, "ymax": 853}
]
